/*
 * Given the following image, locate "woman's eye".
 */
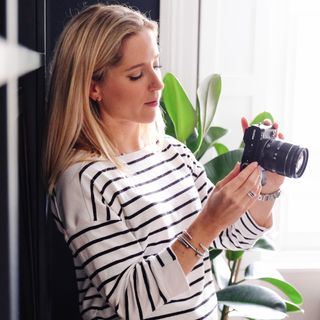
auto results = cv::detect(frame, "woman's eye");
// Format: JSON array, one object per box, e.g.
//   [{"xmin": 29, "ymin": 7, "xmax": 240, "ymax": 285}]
[
  {"xmin": 129, "ymin": 72, "xmax": 143, "ymax": 81},
  {"xmin": 153, "ymin": 65, "xmax": 162, "ymax": 70}
]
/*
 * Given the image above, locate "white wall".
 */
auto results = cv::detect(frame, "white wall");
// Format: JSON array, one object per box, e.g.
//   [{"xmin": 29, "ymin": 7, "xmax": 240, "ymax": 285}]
[{"xmin": 280, "ymin": 269, "xmax": 320, "ymax": 319}]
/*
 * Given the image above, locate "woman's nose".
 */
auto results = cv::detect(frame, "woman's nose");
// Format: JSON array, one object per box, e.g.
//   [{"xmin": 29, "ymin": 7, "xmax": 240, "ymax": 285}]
[{"xmin": 149, "ymin": 70, "xmax": 164, "ymax": 91}]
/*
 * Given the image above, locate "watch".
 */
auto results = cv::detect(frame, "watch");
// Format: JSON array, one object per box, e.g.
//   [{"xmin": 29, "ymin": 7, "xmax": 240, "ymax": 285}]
[{"xmin": 258, "ymin": 189, "xmax": 281, "ymax": 201}]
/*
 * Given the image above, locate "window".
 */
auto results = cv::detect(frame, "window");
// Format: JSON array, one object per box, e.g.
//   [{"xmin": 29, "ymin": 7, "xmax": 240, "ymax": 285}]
[{"xmin": 160, "ymin": 0, "xmax": 320, "ymax": 267}]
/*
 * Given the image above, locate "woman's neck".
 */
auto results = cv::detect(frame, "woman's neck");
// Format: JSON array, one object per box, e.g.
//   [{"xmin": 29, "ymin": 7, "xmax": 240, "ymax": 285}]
[{"xmin": 103, "ymin": 121, "xmax": 145, "ymax": 155}]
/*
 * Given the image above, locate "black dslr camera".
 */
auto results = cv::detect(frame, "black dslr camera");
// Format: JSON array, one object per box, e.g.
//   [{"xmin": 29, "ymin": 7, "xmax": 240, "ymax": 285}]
[{"xmin": 240, "ymin": 123, "xmax": 308, "ymax": 178}]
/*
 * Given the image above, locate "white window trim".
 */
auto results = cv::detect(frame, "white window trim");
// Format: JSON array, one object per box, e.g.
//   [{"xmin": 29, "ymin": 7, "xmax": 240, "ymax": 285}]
[{"xmin": 159, "ymin": 0, "xmax": 199, "ymax": 104}]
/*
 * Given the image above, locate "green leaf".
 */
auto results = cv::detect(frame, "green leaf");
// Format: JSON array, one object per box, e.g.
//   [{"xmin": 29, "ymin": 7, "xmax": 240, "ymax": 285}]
[
  {"xmin": 192, "ymin": 101, "xmax": 204, "ymax": 153},
  {"xmin": 197, "ymin": 74, "xmax": 221, "ymax": 136},
  {"xmin": 285, "ymin": 300, "xmax": 304, "ymax": 313},
  {"xmin": 253, "ymin": 236, "xmax": 276, "ymax": 251},
  {"xmin": 226, "ymin": 250, "xmax": 244, "ymax": 261},
  {"xmin": 161, "ymin": 102, "xmax": 176, "ymax": 138},
  {"xmin": 261, "ymin": 278, "xmax": 303, "ymax": 305},
  {"xmin": 250, "ymin": 111, "xmax": 274, "ymax": 125},
  {"xmin": 185, "ymin": 129, "xmax": 199, "ymax": 153},
  {"xmin": 245, "ymin": 262, "xmax": 303, "ymax": 305},
  {"xmin": 185, "ymin": 99, "xmax": 205, "ymax": 153},
  {"xmin": 196, "ymin": 126, "xmax": 228, "ymax": 160},
  {"xmin": 213, "ymin": 142, "xmax": 229, "ymax": 155},
  {"xmin": 209, "ymin": 248, "xmax": 222, "ymax": 260},
  {"xmin": 217, "ymin": 284, "xmax": 287, "ymax": 319},
  {"xmin": 162, "ymin": 73, "xmax": 196, "ymax": 142},
  {"xmin": 204, "ymin": 149, "xmax": 243, "ymax": 184}
]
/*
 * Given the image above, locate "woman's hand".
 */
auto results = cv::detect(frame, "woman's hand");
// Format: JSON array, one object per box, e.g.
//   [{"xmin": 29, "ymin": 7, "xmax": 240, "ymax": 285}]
[
  {"xmin": 241, "ymin": 117, "xmax": 285, "ymax": 193},
  {"xmin": 173, "ymin": 161, "xmax": 262, "ymax": 274},
  {"xmin": 203, "ymin": 161, "xmax": 262, "ymax": 230}
]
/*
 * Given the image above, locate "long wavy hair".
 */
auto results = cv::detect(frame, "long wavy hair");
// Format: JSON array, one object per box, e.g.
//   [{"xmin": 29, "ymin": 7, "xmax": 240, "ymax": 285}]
[{"xmin": 43, "ymin": 4, "xmax": 165, "ymax": 193}]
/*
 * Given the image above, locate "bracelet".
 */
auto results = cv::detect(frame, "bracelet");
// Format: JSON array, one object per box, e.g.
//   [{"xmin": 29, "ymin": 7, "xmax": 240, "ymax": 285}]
[
  {"xmin": 177, "ymin": 230, "xmax": 208, "ymax": 257},
  {"xmin": 258, "ymin": 189, "xmax": 281, "ymax": 201}
]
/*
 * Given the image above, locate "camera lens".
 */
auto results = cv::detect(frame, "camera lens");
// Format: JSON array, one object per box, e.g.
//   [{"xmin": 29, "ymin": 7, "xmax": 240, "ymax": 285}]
[
  {"xmin": 296, "ymin": 153, "xmax": 303, "ymax": 173},
  {"xmin": 258, "ymin": 139, "xmax": 308, "ymax": 178},
  {"xmin": 294, "ymin": 148, "xmax": 309, "ymax": 177}
]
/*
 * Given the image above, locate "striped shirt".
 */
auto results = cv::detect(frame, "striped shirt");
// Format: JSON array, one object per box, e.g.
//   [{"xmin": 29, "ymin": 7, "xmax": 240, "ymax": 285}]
[{"xmin": 51, "ymin": 136, "xmax": 267, "ymax": 320}]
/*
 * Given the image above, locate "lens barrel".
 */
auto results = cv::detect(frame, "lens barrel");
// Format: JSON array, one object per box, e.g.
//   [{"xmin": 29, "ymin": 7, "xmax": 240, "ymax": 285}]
[{"xmin": 259, "ymin": 139, "xmax": 309, "ymax": 178}]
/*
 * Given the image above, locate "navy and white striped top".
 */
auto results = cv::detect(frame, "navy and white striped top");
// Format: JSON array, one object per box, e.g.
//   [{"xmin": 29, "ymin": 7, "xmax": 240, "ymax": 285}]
[{"xmin": 51, "ymin": 136, "xmax": 267, "ymax": 319}]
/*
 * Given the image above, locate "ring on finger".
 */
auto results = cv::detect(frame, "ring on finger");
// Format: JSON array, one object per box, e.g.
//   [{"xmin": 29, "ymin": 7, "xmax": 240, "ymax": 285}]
[{"xmin": 247, "ymin": 190, "xmax": 256, "ymax": 198}]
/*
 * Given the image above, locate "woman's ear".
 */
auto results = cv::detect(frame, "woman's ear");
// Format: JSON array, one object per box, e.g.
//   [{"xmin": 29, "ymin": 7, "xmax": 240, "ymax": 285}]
[{"xmin": 89, "ymin": 80, "xmax": 102, "ymax": 102}]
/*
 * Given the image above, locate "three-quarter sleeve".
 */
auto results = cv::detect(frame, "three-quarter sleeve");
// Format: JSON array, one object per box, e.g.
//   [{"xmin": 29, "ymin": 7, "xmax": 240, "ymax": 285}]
[
  {"xmin": 174, "ymin": 140, "xmax": 269, "ymax": 251},
  {"xmin": 54, "ymin": 166, "xmax": 190, "ymax": 319},
  {"xmin": 212, "ymin": 211, "xmax": 268, "ymax": 250}
]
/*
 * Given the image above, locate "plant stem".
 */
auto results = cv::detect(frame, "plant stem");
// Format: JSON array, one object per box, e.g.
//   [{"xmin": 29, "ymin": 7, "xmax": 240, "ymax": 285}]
[
  {"xmin": 221, "ymin": 305, "xmax": 229, "ymax": 320},
  {"xmin": 233, "ymin": 257, "xmax": 242, "ymax": 283},
  {"xmin": 221, "ymin": 260, "xmax": 238, "ymax": 320},
  {"xmin": 228, "ymin": 260, "xmax": 237, "ymax": 285},
  {"xmin": 221, "ymin": 257, "xmax": 243, "ymax": 319}
]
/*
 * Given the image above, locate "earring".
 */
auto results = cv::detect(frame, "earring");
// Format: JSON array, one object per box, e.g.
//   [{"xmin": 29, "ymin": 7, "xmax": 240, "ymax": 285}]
[{"xmin": 96, "ymin": 97, "xmax": 101, "ymax": 102}]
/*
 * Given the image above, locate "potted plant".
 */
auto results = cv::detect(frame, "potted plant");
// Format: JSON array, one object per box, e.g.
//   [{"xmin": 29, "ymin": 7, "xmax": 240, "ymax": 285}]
[{"xmin": 160, "ymin": 72, "xmax": 303, "ymax": 319}]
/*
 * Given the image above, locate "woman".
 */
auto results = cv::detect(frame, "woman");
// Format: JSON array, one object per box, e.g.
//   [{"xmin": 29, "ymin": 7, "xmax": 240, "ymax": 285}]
[{"xmin": 44, "ymin": 4, "xmax": 284, "ymax": 319}]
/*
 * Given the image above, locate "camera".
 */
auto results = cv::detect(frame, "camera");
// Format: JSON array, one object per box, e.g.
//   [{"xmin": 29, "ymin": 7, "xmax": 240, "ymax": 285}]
[{"xmin": 240, "ymin": 123, "xmax": 308, "ymax": 178}]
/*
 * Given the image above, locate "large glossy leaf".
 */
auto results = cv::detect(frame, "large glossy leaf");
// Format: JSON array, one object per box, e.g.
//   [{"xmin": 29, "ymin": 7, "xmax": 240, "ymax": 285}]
[
  {"xmin": 185, "ymin": 96, "xmax": 204, "ymax": 153},
  {"xmin": 185, "ymin": 129, "xmax": 199, "ymax": 153},
  {"xmin": 285, "ymin": 300, "xmax": 304, "ymax": 313},
  {"xmin": 196, "ymin": 126, "xmax": 228, "ymax": 160},
  {"xmin": 197, "ymin": 74, "xmax": 221, "ymax": 136},
  {"xmin": 261, "ymin": 278, "xmax": 303, "ymax": 305},
  {"xmin": 245, "ymin": 262, "xmax": 303, "ymax": 304},
  {"xmin": 253, "ymin": 236, "xmax": 276, "ymax": 251},
  {"xmin": 219, "ymin": 303, "xmax": 287, "ymax": 320},
  {"xmin": 217, "ymin": 284, "xmax": 287, "ymax": 319},
  {"xmin": 161, "ymin": 103, "xmax": 176, "ymax": 138},
  {"xmin": 187, "ymin": 101, "xmax": 204, "ymax": 153},
  {"xmin": 213, "ymin": 143, "xmax": 229, "ymax": 156},
  {"xmin": 204, "ymin": 149, "xmax": 243, "ymax": 184},
  {"xmin": 162, "ymin": 73, "xmax": 196, "ymax": 142}
]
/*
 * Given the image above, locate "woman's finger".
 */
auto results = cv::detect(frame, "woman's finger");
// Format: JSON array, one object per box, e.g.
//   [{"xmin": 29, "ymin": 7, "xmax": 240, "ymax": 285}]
[
  {"xmin": 235, "ymin": 165, "xmax": 262, "ymax": 208},
  {"xmin": 242, "ymin": 180, "xmax": 262, "ymax": 208},
  {"xmin": 215, "ymin": 162, "xmax": 240, "ymax": 190},
  {"xmin": 243, "ymin": 165, "xmax": 262, "ymax": 195},
  {"xmin": 223, "ymin": 161, "xmax": 259, "ymax": 193},
  {"xmin": 241, "ymin": 117, "xmax": 249, "ymax": 132},
  {"xmin": 270, "ymin": 121, "xmax": 278, "ymax": 128},
  {"xmin": 263, "ymin": 120, "xmax": 270, "ymax": 126},
  {"xmin": 271, "ymin": 122, "xmax": 285, "ymax": 139}
]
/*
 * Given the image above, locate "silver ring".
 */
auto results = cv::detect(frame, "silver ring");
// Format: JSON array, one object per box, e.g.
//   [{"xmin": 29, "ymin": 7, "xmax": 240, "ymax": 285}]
[{"xmin": 247, "ymin": 190, "xmax": 256, "ymax": 198}]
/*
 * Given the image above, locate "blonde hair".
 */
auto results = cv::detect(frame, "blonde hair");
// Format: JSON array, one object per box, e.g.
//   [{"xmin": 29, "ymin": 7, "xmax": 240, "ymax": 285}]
[{"xmin": 43, "ymin": 4, "xmax": 165, "ymax": 193}]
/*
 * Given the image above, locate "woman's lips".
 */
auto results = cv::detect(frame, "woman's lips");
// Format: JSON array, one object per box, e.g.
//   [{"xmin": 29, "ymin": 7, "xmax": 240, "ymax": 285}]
[{"xmin": 145, "ymin": 100, "xmax": 159, "ymax": 107}]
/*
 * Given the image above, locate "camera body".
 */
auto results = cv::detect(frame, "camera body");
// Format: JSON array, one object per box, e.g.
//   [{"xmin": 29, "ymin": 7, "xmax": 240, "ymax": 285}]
[{"xmin": 240, "ymin": 123, "xmax": 308, "ymax": 178}]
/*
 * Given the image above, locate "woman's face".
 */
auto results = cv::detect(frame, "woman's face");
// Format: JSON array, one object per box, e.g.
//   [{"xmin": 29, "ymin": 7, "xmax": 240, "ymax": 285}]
[{"xmin": 91, "ymin": 28, "xmax": 164, "ymax": 129}]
